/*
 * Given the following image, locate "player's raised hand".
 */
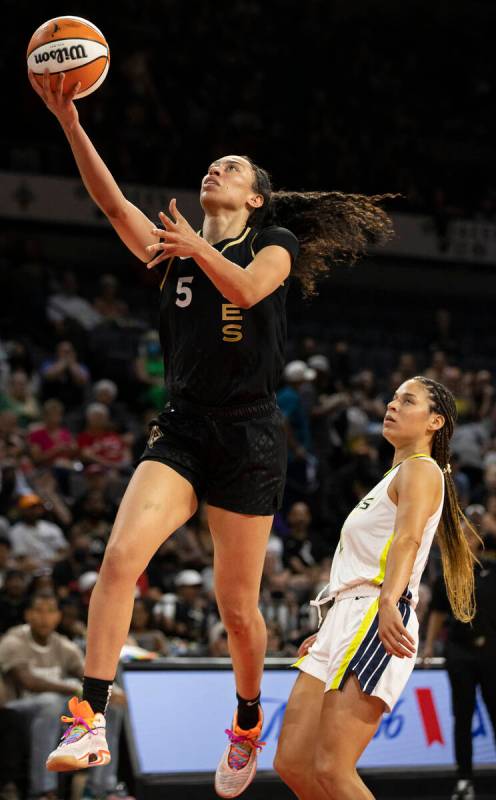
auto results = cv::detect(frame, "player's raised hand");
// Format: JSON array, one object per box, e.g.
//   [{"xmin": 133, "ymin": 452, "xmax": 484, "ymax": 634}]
[
  {"xmin": 28, "ymin": 69, "xmax": 80, "ymax": 130},
  {"xmin": 146, "ymin": 199, "xmax": 202, "ymax": 268}
]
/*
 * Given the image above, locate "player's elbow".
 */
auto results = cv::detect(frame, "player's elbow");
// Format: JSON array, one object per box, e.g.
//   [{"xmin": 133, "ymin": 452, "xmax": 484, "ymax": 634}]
[
  {"xmin": 394, "ymin": 532, "xmax": 421, "ymax": 552},
  {"xmin": 104, "ymin": 204, "xmax": 129, "ymax": 227},
  {"xmin": 226, "ymin": 289, "xmax": 254, "ymax": 309}
]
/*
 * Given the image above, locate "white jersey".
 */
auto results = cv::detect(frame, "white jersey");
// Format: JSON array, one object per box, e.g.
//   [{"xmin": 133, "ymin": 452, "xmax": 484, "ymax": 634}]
[{"xmin": 326, "ymin": 454, "xmax": 444, "ymax": 609}]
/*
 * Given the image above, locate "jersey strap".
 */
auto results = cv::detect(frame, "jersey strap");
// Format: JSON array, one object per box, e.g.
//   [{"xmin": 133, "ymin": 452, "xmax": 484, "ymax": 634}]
[{"xmin": 383, "ymin": 452, "xmax": 434, "ymax": 478}]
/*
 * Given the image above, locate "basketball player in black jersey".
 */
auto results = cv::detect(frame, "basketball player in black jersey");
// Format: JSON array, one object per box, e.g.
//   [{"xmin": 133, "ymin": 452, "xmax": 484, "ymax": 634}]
[{"xmin": 29, "ymin": 67, "xmax": 397, "ymax": 797}]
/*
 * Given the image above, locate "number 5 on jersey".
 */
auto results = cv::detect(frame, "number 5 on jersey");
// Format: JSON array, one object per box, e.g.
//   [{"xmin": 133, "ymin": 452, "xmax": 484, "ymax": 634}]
[{"xmin": 176, "ymin": 276, "xmax": 194, "ymax": 308}]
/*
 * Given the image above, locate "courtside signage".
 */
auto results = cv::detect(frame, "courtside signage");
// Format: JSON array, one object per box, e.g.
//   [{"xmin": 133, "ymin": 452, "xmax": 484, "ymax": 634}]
[{"xmin": 122, "ymin": 668, "xmax": 496, "ymax": 774}]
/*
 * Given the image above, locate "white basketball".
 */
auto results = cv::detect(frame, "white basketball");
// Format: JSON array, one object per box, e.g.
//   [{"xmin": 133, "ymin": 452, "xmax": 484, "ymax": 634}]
[{"xmin": 27, "ymin": 16, "xmax": 110, "ymax": 99}]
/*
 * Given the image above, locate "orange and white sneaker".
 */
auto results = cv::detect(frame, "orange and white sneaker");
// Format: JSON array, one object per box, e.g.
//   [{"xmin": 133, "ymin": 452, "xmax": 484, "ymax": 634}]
[
  {"xmin": 46, "ymin": 696, "xmax": 111, "ymax": 772},
  {"xmin": 214, "ymin": 708, "xmax": 265, "ymax": 798}
]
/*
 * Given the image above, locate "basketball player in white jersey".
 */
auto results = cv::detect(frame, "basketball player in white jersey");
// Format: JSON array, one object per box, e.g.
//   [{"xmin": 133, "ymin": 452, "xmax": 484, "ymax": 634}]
[{"xmin": 275, "ymin": 376, "xmax": 479, "ymax": 800}]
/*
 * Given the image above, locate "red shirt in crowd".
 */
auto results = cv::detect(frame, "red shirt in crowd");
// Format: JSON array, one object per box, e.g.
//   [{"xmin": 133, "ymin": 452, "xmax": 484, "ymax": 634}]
[{"xmin": 77, "ymin": 431, "xmax": 127, "ymax": 464}]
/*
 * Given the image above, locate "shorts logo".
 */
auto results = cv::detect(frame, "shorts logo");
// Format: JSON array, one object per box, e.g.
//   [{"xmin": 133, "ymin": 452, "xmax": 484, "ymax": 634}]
[{"xmin": 147, "ymin": 425, "xmax": 163, "ymax": 448}]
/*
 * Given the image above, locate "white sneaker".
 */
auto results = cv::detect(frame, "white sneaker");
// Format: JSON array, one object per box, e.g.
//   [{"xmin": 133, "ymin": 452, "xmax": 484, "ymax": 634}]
[
  {"xmin": 46, "ymin": 697, "xmax": 111, "ymax": 772},
  {"xmin": 451, "ymin": 779, "xmax": 475, "ymax": 800},
  {"xmin": 214, "ymin": 708, "xmax": 265, "ymax": 798}
]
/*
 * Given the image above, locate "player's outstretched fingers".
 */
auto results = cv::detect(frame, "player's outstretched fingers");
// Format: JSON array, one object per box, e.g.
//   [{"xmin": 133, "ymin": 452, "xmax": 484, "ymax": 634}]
[
  {"xmin": 158, "ymin": 210, "xmax": 175, "ymax": 230},
  {"xmin": 42, "ymin": 68, "xmax": 53, "ymax": 101},
  {"xmin": 169, "ymin": 198, "xmax": 183, "ymax": 220},
  {"xmin": 56, "ymin": 72, "xmax": 65, "ymax": 100},
  {"xmin": 68, "ymin": 81, "xmax": 81, "ymax": 102}
]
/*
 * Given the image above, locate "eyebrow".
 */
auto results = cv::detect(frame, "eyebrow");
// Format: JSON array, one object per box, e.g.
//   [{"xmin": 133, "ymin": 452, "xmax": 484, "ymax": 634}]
[
  {"xmin": 208, "ymin": 158, "xmax": 248, "ymax": 170},
  {"xmin": 394, "ymin": 391, "xmax": 417, "ymax": 399}
]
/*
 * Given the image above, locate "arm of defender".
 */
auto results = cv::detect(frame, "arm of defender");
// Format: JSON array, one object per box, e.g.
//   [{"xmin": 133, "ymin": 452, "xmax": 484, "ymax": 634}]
[{"xmin": 378, "ymin": 459, "xmax": 442, "ymax": 658}]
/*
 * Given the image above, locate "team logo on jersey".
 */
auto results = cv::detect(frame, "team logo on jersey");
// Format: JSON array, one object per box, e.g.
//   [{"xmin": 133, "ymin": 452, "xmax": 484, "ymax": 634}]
[
  {"xmin": 147, "ymin": 425, "xmax": 163, "ymax": 448},
  {"xmin": 356, "ymin": 496, "xmax": 375, "ymax": 511},
  {"xmin": 222, "ymin": 303, "xmax": 243, "ymax": 342}
]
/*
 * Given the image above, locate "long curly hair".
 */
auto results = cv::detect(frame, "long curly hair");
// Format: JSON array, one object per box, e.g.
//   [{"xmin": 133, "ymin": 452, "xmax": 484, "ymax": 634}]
[{"xmin": 244, "ymin": 156, "xmax": 398, "ymax": 297}]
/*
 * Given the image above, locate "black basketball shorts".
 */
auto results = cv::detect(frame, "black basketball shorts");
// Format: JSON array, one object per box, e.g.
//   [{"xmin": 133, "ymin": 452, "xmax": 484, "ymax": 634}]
[{"xmin": 139, "ymin": 395, "xmax": 287, "ymax": 516}]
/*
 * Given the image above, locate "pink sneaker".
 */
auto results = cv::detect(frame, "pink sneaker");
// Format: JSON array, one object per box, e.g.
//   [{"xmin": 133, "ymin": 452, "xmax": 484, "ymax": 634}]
[{"xmin": 214, "ymin": 708, "xmax": 265, "ymax": 798}]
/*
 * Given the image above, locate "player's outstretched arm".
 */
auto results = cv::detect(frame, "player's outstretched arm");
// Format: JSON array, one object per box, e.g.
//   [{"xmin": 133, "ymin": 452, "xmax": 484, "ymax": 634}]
[{"xmin": 28, "ymin": 69, "xmax": 158, "ymax": 262}]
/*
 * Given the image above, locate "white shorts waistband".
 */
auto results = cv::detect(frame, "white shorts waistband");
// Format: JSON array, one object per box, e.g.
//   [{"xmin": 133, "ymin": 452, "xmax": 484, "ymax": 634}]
[{"xmin": 334, "ymin": 583, "xmax": 381, "ymax": 602}]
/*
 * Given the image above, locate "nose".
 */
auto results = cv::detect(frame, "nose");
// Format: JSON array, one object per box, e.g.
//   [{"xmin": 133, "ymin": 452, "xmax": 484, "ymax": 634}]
[
  {"xmin": 388, "ymin": 399, "xmax": 398, "ymax": 412},
  {"xmin": 208, "ymin": 165, "xmax": 221, "ymax": 176}
]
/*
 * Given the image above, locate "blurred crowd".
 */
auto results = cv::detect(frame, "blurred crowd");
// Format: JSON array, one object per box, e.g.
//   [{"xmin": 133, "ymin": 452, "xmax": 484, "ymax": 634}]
[
  {"xmin": 0, "ymin": 259, "xmax": 495, "ymax": 662},
  {"xmin": 0, "ymin": 257, "xmax": 496, "ymax": 798},
  {"xmin": 4, "ymin": 0, "xmax": 496, "ymax": 218}
]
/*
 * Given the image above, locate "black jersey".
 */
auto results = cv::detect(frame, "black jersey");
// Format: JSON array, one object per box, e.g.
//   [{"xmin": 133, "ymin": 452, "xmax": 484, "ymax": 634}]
[{"xmin": 157, "ymin": 225, "xmax": 299, "ymax": 406}]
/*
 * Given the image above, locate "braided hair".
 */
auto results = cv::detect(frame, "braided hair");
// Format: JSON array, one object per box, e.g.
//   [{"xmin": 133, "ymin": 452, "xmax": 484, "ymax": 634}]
[
  {"xmin": 243, "ymin": 157, "xmax": 398, "ymax": 297},
  {"xmin": 414, "ymin": 376, "xmax": 480, "ymax": 622}
]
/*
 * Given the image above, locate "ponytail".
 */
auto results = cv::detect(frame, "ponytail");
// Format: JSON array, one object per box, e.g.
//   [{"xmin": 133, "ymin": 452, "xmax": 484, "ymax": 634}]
[{"xmin": 415, "ymin": 376, "xmax": 480, "ymax": 622}]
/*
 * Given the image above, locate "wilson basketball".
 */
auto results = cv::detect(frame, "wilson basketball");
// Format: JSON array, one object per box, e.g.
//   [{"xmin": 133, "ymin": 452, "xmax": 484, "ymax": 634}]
[{"xmin": 27, "ymin": 16, "xmax": 110, "ymax": 99}]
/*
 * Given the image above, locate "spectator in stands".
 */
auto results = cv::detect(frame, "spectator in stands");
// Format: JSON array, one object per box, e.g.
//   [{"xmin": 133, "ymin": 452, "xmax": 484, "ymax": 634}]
[
  {"xmin": 9, "ymin": 495, "xmax": 68, "ymax": 571},
  {"xmin": 0, "ymin": 370, "xmax": 41, "ymax": 428},
  {"xmin": 28, "ymin": 400, "xmax": 77, "ymax": 471},
  {"xmin": 47, "ymin": 270, "xmax": 102, "ymax": 333},
  {"xmin": 481, "ymin": 494, "xmax": 496, "ymax": 536},
  {"xmin": 451, "ymin": 412, "xmax": 490, "ymax": 490},
  {"xmin": 28, "ymin": 469, "xmax": 73, "ymax": 530},
  {"xmin": 93, "ymin": 274, "xmax": 128, "ymax": 322},
  {"xmin": 278, "ymin": 361, "xmax": 315, "ymax": 508},
  {"xmin": 56, "ymin": 597, "xmax": 87, "ymax": 649},
  {"xmin": 40, "ymin": 341, "xmax": 90, "ymax": 409},
  {"xmin": 77, "ymin": 404, "xmax": 132, "ymax": 473},
  {"xmin": 351, "ymin": 369, "xmax": 386, "ymax": 425},
  {"xmin": 282, "ymin": 502, "xmax": 328, "ymax": 574},
  {"xmin": 208, "ymin": 621, "xmax": 230, "ymax": 657},
  {"xmin": 129, "ymin": 598, "xmax": 168, "ymax": 655},
  {"xmin": 396, "ymin": 352, "xmax": 417, "ymax": 381},
  {"xmin": 70, "ymin": 490, "xmax": 113, "ymax": 545},
  {"xmin": 0, "ymin": 410, "xmax": 25, "ymax": 462},
  {"xmin": 5, "ymin": 339, "xmax": 35, "ymax": 379},
  {"xmin": 134, "ymin": 330, "xmax": 166, "ymax": 410},
  {"xmin": 473, "ymin": 369, "xmax": 495, "ymax": 420},
  {"xmin": 0, "ymin": 591, "xmax": 125, "ymax": 800},
  {"xmin": 450, "ymin": 453, "xmax": 471, "ymax": 508},
  {"xmin": 91, "ymin": 379, "xmax": 130, "ymax": 434},
  {"xmin": 0, "ymin": 568, "xmax": 26, "ymax": 635},
  {"xmin": 188, "ymin": 503, "xmax": 215, "ymax": 571},
  {"xmin": 154, "ymin": 569, "xmax": 209, "ymax": 649},
  {"xmin": 52, "ymin": 532, "xmax": 100, "ymax": 599},
  {"xmin": 471, "ymin": 462, "xmax": 496, "ymax": 506},
  {"xmin": 0, "ymin": 534, "xmax": 13, "ymax": 588},
  {"xmin": 266, "ymin": 620, "xmax": 296, "ymax": 657},
  {"xmin": 425, "ymin": 350, "xmax": 448, "ymax": 383}
]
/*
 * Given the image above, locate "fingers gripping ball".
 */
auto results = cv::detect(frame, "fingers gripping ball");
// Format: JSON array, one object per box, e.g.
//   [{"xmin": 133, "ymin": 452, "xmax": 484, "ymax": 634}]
[{"xmin": 27, "ymin": 16, "xmax": 110, "ymax": 99}]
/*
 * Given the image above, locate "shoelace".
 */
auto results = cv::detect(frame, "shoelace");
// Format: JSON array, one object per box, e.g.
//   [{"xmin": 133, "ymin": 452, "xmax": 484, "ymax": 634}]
[
  {"xmin": 60, "ymin": 714, "xmax": 97, "ymax": 744},
  {"xmin": 225, "ymin": 728, "xmax": 266, "ymax": 770}
]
